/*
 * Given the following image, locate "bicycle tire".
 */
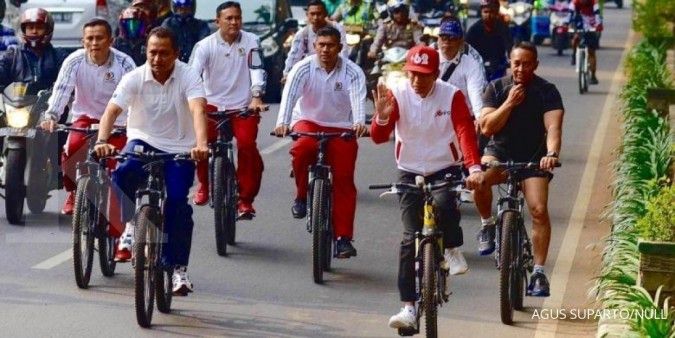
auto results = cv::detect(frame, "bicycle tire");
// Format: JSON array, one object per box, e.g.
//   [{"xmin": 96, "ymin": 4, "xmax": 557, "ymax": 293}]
[
  {"xmin": 311, "ymin": 179, "xmax": 328, "ymax": 284},
  {"xmin": 513, "ymin": 223, "xmax": 525, "ymax": 311},
  {"xmin": 213, "ymin": 156, "xmax": 228, "ymax": 256},
  {"xmin": 134, "ymin": 206, "xmax": 159, "ymax": 328},
  {"xmin": 500, "ymin": 211, "xmax": 518, "ymax": 325},
  {"xmin": 225, "ymin": 160, "xmax": 237, "ymax": 245},
  {"xmin": 99, "ymin": 190, "xmax": 116, "ymax": 277},
  {"xmin": 72, "ymin": 176, "xmax": 95, "ymax": 289},
  {"xmin": 5, "ymin": 149, "xmax": 26, "ymax": 224},
  {"xmin": 422, "ymin": 242, "xmax": 437, "ymax": 338},
  {"xmin": 322, "ymin": 187, "xmax": 332, "ymax": 272}
]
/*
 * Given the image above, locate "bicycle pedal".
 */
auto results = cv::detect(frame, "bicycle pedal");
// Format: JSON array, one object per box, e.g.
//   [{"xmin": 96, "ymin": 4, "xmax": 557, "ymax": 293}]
[{"xmin": 397, "ymin": 327, "xmax": 419, "ymax": 336}]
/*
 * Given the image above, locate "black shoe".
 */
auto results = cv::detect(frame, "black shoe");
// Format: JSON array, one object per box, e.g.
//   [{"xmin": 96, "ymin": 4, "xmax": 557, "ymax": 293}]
[
  {"xmin": 291, "ymin": 199, "xmax": 307, "ymax": 219},
  {"xmin": 335, "ymin": 237, "xmax": 357, "ymax": 258},
  {"xmin": 527, "ymin": 272, "xmax": 550, "ymax": 297},
  {"xmin": 590, "ymin": 75, "xmax": 599, "ymax": 84}
]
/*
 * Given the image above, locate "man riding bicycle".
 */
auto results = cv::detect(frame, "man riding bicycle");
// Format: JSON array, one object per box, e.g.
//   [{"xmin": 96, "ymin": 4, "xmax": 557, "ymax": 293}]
[
  {"xmin": 283, "ymin": 0, "xmax": 348, "ymax": 83},
  {"xmin": 40, "ymin": 18, "xmax": 135, "ymax": 224},
  {"xmin": 369, "ymin": 45, "xmax": 484, "ymax": 330},
  {"xmin": 94, "ymin": 27, "xmax": 208, "ymax": 295},
  {"xmin": 465, "ymin": 0, "xmax": 513, "ymax": 82},
  {"xmin": 274, "ymin": 26, "xmax": 367, "ymax": 259},
  {"xmin": 367, "ymin": 0, "xmax": 422, "ymax": 60},
  {"xmin": 569, "ymin": 0, "xmax": 602, "ymax": 84},
  {"xmin": 472, "ymin": 42, "xmax": 564, "ymax": 297},
  {"xmin": 189, "ymin": 1, "xmax": 268, "ymax": 218}
]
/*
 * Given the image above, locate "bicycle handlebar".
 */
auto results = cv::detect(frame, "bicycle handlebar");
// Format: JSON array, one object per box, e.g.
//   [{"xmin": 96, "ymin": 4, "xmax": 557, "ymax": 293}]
[
  {"xmin": 269, "ymin": 131, "xmax": 355, "ymax": 140},
  {"xmin": 56, "ymin": 124, "xmax": 126, "ymax": 136},
  {"xmin": 116, "ymin": 151, "xmax": 192, "ymax": 162},
  {"xmin": 208, "ymin": 106, "xmax": 269, "ymax": 118},
  {"xmin": 482, "ymin": 161, "xmax": 562, "ymax": 170}
]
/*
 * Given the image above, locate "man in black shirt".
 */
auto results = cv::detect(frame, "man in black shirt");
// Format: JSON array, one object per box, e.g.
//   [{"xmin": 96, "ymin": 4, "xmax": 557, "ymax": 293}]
[
  {"xmin": 473, "ymin": 42, "xmax": 564, "ymax": 297},
  {"xmin": 465, "ymin": 0, "xmax": 512, "ymax": 82}
]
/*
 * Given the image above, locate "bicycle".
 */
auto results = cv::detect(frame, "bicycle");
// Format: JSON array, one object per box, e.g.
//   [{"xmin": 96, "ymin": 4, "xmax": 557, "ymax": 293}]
[
  {"xmin": 116, "ymin": 149, "xmax": 192, "ymax": 328},
  {"xmin": 273, "ymin": 131, "xmax": 354, "ymax": 284},
  {"xmin": 370, "ymin": 174, "xmax": 465, "ymax": 337},
  {"xmin": 207, "ymin": 107, "xmax": 265, "ymax": 256},
  {"xmin": 484, "ymin": 161, "xmax": 560, "ymax": 325},
  {"xmin": 58, "ymin": 124, "xmax": 126, "ymax": 289},
  {"xmin": 570, "ymin": 20, "xmax": 595, "ymax": 94}
]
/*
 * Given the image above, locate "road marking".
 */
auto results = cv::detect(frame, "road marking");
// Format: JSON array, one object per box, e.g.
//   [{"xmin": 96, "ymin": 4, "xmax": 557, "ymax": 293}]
[
  {"xmin": 533, "ymin": 30, "xmax": 635, "ymax": 337},
  {"xmin": 261, "ymin": 139, "xmax": 291, "ymax": 155},
  {"xmin": 32, "ymin": 249, "xmax": 72, "ymax": 270}
]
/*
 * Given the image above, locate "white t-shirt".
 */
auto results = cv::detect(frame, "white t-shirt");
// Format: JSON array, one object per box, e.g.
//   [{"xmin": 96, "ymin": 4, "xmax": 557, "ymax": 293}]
[
  {"xmin": 45, "ymin": 48, "xmax": 135, "ymax": 125},
  {"xmin": 189, "ymin": 30, "xmax": 266, "ymax": 110},
  {"xmin": 277, "ymin": 55, "xmax": 366, "ymax": 129},
  {"xmin": 439, "ymin": 43, "xmax": 486, "ymax": 118},
  {"xmin": 109, "ymin": 62, "xmax": 205, "ymax": 153}
]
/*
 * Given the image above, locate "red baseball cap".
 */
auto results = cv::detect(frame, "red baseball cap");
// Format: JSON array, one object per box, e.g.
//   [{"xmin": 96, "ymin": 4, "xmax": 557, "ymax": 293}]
[{"xmin": 403, "ymin": 46, "xmax": 439, "ymax": 74}]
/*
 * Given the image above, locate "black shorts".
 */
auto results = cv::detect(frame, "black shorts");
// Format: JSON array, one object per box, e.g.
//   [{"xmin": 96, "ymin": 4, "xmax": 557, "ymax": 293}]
[
  {"xmin": 483, "ymin": 145, "xmax": 554, "ymax": 181},
  {"xmin": 581, "ymin": 31, "xmax": 599, "ymax": 50}
]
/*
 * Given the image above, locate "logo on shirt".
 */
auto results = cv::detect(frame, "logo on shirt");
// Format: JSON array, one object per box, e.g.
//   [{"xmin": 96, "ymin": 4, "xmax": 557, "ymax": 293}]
[
  {"xmin": 104, "ymin": 71, "xmax": 115, "ymax": 82},
  {"xmin": 435, "ymin": 110, "xmax": 452, "ymax": 117},
  {"xmin": 238, "ymin": 47, "xmax": 245, "ymax": 56},
  {"xmin": 334, "ymin": 81, "xmax": 343, "ymax": 91}
]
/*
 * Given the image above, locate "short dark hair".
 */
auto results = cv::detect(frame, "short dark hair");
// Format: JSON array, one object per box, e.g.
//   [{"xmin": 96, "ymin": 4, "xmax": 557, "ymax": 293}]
[
  {"xmin": 316, "ymin": 26, "xmax": 341, "ymax": 42},
  {"xmin": 146, "ymin": 26, "xmax": 178, "ymax": 52},
  {"xmin": 83, "ymin": 17, "xmax": 112, "ymax": 38},
  {"xmin": 216, "ymin": 1, "xmax": 241, "ymax": 16},
  {"xmin": 306, "ymin": 0, "xmax": 327, "ymax": 13},
  {"xmin": 512, "ymin": 41, "xmax": 538, "ymax": 59}
]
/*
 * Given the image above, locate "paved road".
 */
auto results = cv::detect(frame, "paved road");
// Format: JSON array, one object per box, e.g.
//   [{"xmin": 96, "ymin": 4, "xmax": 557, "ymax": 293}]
[{"xmin": 0, "ymin": 4, "xmax": 631, "ymax": 337}]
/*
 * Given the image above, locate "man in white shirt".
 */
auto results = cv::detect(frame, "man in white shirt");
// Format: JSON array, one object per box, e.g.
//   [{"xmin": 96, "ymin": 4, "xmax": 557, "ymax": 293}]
[
  {"xmin": 40, "ymin": 18, "xmax": 135, "ymax": 217},
  {"xmin": 282, "ymin": 0, "xmax": 347, "ymax": 82},
  {"xmin": 189, "ymin": 1, "xmax": 267, "ymax": 218},
  {"xmin": 274, "ymin": 26, "xmax": 367, "ymax": 259},
  {"xmin": 94, "ymin": 27, "xmax": 208, "ymax": 295},
  {"xmin": 369, "ymin": 45, "xmax": 484, "ymax": 330}
]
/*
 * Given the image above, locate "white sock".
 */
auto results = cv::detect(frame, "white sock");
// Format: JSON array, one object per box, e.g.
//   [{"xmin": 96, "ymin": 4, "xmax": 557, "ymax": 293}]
[
  {"xmin": 124, "ymin": 222, "xmax": 134, "ymax": 236},
  {"xmin": 481, "ymin": 216, "xmax": 496, "ymax": 226},
  {"xmin": 534, "ymin": 265, "xmax": 545, "ymax": 274}
]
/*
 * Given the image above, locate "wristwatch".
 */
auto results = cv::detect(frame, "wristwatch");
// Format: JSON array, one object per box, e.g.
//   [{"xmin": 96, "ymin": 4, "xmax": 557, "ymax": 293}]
[
  {"xmin": 546, "ymin": 151, "xmax": 559, "ymax": 158},
  {"xmin": 95, "ymin": 139, "xmax": 108, "ymax": 145}
]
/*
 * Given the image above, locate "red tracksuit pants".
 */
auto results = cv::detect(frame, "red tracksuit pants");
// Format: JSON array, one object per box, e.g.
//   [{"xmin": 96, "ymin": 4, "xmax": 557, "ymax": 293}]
[
  {"xmin": 196, "ymin": 105, "xmax": 264, "ymax": 205},
  {"xmin": 290, "ymin": 120, "xmax": 358, "ymax": 239},
  {"xmin": 62, "ymin": 115, "xmax": 127, "ymax": 236}
]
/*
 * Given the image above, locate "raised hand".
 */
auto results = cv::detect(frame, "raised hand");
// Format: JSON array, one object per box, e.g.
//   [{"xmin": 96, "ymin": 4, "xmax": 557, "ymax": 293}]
[{"xmin": 372, "ymin": 81, "xmax": 394, "ymax": 121}]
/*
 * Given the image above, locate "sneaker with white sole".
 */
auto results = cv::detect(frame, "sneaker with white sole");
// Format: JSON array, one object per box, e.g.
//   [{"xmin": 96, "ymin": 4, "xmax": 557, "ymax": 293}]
[
  {"xmin": 442, "ymin": 248, "xmax": 468, "ymax": 275},
  {"xmin": 172, "ymin": 266, "xmax": 194, "ymax": 296},
  {"xmin": 388, "ymin": 306, "xmax": 417, "ymax": 329},
  {"xmin": 115, "ymin": 222, "xmax": 134, "ymax": 262}
]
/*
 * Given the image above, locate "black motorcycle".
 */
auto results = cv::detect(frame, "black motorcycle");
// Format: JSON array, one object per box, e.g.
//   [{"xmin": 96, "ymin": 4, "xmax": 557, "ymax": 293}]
[{"xmin": 0, "ymin": 82, "xmax": 56, "ymax": 224}]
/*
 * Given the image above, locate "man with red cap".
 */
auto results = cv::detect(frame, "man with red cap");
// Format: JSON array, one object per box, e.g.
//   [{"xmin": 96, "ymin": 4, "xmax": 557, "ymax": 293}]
[{"xmin": 370, "ymin": 45, "xmax": 484, "ymax": 330}]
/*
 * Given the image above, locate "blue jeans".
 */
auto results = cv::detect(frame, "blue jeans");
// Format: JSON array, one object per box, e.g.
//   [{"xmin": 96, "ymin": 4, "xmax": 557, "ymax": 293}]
[{"xmin": 112, "ymin": 140, "xmax": 195, "ymax": 267}]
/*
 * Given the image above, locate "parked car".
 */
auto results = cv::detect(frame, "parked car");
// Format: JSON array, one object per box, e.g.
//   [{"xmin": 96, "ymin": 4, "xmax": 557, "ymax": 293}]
[
  {"xmin": 195, "ymin": 0, "xmax": 298, "ymax": 103},
  {"xmin": 18, "ymin": 0, "xmax": 127, "ymax": 49}
]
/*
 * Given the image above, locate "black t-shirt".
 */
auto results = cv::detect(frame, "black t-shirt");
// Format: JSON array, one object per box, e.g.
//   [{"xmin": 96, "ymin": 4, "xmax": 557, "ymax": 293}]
[
  {"xmin": 465, "ymin": 20, "xmax": 513, "ymax": 64},
  {"xmin": 482, "ymin": 75, "xmax": 564, "ymax": 162}
]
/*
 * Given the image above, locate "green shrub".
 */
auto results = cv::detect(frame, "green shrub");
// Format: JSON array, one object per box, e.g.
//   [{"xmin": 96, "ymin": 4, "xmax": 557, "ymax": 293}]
[
  {"xmin": 633, "ymin": 0, "xmax": 675, "ymax": 46},
  {"xmin": 636, "ymin": 183, "xmax": 675, "ymax": 242}
]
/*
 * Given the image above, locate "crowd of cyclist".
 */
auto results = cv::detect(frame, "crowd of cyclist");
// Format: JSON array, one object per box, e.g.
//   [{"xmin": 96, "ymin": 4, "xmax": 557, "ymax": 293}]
[{"xmin": 0, "ymin": 0, "xmax": 603, "ymax": 331}]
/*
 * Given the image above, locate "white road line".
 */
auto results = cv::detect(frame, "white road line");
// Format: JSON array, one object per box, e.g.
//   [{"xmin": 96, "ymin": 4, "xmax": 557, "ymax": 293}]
[
  {"xmin": 533, "ymin": 30, "xmax": 635, "ymax": 337},
  {"xmin": 260, "ymin": 139, "xmax": 291, "ymax": 155},
  {"xmin": 32, "ymin": 249, "xmax": 72, "ymax": 270}
]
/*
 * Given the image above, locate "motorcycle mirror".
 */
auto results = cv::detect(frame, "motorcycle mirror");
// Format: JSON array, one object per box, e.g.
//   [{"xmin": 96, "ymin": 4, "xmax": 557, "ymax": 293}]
[{"xmin": 249, "ymin": 48, "xmax": 264, "ymax": 70}]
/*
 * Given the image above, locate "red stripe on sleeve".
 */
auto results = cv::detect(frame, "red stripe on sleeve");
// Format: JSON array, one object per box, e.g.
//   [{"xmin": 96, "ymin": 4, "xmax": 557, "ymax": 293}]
[{"xmin": 450, "ymin": 91, "xmax": 481, "ymax": 169}]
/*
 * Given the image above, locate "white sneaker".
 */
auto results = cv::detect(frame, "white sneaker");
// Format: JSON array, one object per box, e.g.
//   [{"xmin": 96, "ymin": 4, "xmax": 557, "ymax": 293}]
[
  {"xmin": 442, "ymin": 248, "xmax": 468, "ymax": 275},
  {"xmin": 117, "ymin": 222, "xmax": 134, "ymax": 251},
  {"xmin": 388, "ymin": 306, "xmax": 417, "ymax": 329},
  {"xmin": 172, "ymin": 266, "xmax": 194, "ymax": 296}
]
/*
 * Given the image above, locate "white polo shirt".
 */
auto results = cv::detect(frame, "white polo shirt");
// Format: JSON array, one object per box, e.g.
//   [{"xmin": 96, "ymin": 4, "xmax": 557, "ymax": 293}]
[
  {"xmin": 439, "ymin": 43, "xmax": 486, "ymax": 118},
  {"xmin": 44, "ymin": 48, "xmax": 135, "ymax": 125},
  {"xmin": 189, "ymin": 30, "xmax": 266, "ymax": 110},
  {"xmin": 277, "ymin": 55, "xmax": 366, "ymax": 129},
  {"xmin": 109, "ymin": 61, "xmax": 205, "ymax": 153},
  {"xmin": 282, "ymin": 22, "xmax": 348, "ymax": 76}
]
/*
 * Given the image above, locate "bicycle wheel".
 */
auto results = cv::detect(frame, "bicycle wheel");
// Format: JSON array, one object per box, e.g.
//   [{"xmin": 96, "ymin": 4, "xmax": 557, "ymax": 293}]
[
  {"xmin": 422, "ymin": 241, "xmax": 437, "ymax": 338},
  {"xmin": 99, "ymin": 190, "xmax": 116, "ymax": 277},
  {"xmin": 322, "ymin": 192, "xmax": 332, "ymax": 272},
  {"xmin": 311, "ymin": 179, "xmax": 328, "ymax": 284},
  {"xmin": 499, "ymin": 211, "xmax": 518, "ymax": 325},
  {"xmin": 72, "ymin": 177, "xmax": 96, "ymax": 289},
  {"xmin": 155, "ymin": 237, "xmax": 173, "ymax": 315},
  {"xmin": 213, "ymin": 157, "xmax": 237, "ymax": 256},
  {"xmin": 513, "ymin": 223, "xmax": 526, "ymax": 311},
  {"xmin": 134, "ymin": 206, "xmax": 159, "ymax": 328},
  {"xmin": 225, "ymin": 161, "xmax": 237, "ymax": 245}
]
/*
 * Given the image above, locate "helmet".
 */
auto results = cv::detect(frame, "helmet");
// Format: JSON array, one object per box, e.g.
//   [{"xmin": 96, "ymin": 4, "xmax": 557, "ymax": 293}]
[
  {"xmin": 118, "ymin": 7, "xmax": 149, "ymax": 40},
  {"xmin": 131, "ymin": 0, "xmax": 158, "ymax": 23},
  {"xmin": 171, "ymin": 0, "xmax": 196, "ymax": 18},
  {"xmin": 388, "ymin": 0, "xmax": 409, "ymax": 15},
  {"xmin": 479, "ymin": 0, "xmax": 500, "ymax": 8},
  {"xmin": 20, "ymin": 8, "xmax": 54, "ymax": 48}
]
